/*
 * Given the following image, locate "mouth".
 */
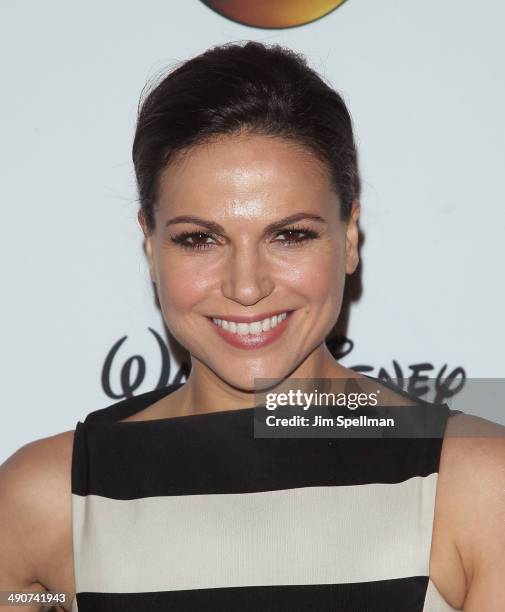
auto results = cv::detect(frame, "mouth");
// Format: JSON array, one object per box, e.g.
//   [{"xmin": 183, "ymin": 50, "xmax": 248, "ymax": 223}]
[{"xmin": 206, "ymin": 310, "xmax": 295, "ymax": 350}]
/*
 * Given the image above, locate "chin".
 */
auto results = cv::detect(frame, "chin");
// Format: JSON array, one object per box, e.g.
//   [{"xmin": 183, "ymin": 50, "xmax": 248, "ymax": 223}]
[{"xmin": 215, "ymin": 363, "xmax": 292, "ymax": 394}]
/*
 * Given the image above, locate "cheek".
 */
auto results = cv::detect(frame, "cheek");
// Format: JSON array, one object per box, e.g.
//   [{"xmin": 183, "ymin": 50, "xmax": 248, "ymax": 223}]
[
  {"xmin": 277, "ymin": 246, "xmax": 344, "ymax": 299},
  {"xmin": 308, "ymin": 268, "xmax": 342, "ymax": 301},
  {"xmin": 156, "ymin": 258, "xmax": 213, "ymax": 312}
]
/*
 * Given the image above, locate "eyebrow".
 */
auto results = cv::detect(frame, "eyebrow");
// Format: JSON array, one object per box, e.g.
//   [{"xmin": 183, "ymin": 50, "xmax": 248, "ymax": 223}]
[{"xmin": 164, "ymin": 212, "xmax": 327, "ymax": 235}]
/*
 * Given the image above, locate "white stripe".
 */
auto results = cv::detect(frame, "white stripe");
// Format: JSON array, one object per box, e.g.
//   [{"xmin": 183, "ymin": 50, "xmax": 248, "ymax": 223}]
[{"xmin": 72, "ymin": 475, "xmax": 437, "ymax": 594}]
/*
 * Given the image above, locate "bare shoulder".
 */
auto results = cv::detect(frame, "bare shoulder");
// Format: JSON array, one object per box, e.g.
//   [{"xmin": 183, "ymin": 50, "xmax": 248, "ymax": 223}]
[
  {"xmin": 3, "ymin": 428, "xmax": 75, "ymax": 466},
  {"xmin": 439, "ymin": 412, "xmax": 505, "ymax": 610},
  {"xmin": 0, "ymin": 430, "xmax": 75, "ymax": 593},
  {"xmin": 0, "ymin": 429, "xmax": 75, "ymax": 500}
]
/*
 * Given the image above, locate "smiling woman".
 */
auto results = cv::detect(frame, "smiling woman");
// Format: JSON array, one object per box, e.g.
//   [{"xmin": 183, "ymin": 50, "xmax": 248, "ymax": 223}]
[
  {"xmin": 1, "ymin": 40, "xmax": 505, "ymax": 612},
  {"xmin": 132, "ymin": 40, "xmax": 361, "ymax": 396}
]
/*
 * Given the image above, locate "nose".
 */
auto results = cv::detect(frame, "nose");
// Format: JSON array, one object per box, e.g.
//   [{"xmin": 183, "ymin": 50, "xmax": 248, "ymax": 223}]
[{"xmin": 220, "ymin": 242, "xmax": 274, "ymax": 306}]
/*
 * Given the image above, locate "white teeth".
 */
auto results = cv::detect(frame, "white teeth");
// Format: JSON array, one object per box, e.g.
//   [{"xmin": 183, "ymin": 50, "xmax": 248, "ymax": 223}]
[
  {"xmin": 249, "ymin": 321, "xmax": 263, "ymax": 334},
  {"xmin": 211, "ymin": 312, "xmax": 289, "ymax": 335},
  {"xmin": 237, "ymin": 323, "xmax": 249, "ymax": 335}
]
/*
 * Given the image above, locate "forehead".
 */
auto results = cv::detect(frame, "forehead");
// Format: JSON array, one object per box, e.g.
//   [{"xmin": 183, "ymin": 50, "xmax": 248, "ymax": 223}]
[{"xmin": 157, "ymin": 133, "xmax": 335, "ymax": 211}]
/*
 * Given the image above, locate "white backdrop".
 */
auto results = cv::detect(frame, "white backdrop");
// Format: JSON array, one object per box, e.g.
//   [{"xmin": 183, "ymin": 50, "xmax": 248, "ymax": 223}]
[{"xmin": 2, "ymin": 0, "xmax": 504, "ymax": 463}]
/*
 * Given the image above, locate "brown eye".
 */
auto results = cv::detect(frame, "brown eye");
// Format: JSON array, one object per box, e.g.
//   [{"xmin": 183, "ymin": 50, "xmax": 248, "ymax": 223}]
[
  {"xmin": 170, "ymin": 231, "xmax": 217, "ymax": 250},
  {"xmin": 274, "ymin": 227, "xmax": 319, "ymax": 246}
]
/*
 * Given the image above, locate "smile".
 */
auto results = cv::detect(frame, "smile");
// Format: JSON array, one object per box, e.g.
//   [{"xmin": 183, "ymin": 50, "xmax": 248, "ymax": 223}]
[{"xmin": 207, "ymin": 311, "xmax": 294, "ymax": 349}]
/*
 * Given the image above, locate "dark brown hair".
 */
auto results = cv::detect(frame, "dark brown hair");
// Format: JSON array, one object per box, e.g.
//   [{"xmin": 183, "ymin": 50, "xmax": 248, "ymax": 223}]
[{"xmin": 133, "ymin": 40, "xmax": 361, "ymax": 234}]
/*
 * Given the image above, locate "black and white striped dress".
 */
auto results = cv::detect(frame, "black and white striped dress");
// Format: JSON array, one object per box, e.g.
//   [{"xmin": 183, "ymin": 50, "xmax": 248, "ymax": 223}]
[{"xmin": 71, "ymin": 378, "xmax": 461, "ymax": 611}]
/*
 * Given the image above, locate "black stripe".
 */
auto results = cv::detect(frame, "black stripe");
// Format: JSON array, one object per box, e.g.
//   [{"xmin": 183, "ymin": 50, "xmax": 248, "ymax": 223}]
[
  {"xmin": 72, "ymin": 403, "xmax": 447, "ymax": 497},
  {"xmin": 75, "ymin": 577, "xmax": 429, "ymax": 612}
]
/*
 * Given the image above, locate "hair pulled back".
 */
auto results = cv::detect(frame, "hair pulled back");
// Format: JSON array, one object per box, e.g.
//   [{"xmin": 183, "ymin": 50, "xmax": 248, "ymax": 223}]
[{"xmin": 133, "ymin": 40, "xmax": 361, "ymax": 234}]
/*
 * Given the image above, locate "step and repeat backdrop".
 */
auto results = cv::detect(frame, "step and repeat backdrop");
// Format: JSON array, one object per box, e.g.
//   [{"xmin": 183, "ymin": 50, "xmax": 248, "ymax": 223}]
[{"xmin": 2, "ymin": 0, "xmax": 504, "ymax": 462}]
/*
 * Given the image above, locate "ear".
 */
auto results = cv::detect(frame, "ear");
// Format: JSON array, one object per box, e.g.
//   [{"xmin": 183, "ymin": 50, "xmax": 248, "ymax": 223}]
[
  {"xmin": 345, "ymin": 199, "xmax": 360, "ymax": 275},
  {"xmin": 137, "ymin": 210, "xmax": 156, "ymax": 283}
]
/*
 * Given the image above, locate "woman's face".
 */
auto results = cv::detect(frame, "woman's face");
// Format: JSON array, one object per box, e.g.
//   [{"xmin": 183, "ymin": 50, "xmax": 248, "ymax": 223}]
[{"xmin": 141, "ymin": 133, "xmax": 360, "ymax": 391}]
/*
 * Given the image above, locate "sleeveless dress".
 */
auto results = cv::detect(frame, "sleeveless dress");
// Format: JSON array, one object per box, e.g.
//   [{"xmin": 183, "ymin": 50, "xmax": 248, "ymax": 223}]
[{"xmin": 70, "ymin": 376, "xmax": 462, "ymax": 612}]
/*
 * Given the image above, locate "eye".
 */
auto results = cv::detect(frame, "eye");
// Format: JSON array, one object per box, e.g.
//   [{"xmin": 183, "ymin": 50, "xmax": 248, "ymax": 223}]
[
  {"xmin": 274, "ymin": 226, "xmax": 319, "ymax": 247},
  {"xmin": 170, "ymin": 231, "xmax": 217, "ymax": 250}
]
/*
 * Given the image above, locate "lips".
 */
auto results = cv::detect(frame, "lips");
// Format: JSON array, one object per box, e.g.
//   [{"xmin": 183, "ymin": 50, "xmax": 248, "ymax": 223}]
[{"xmin": 207, "ymin": 310, "xmax": 294, "ymax": 350}]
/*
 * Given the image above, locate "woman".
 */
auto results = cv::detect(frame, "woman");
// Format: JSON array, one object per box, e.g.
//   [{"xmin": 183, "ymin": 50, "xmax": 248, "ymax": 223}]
[{"xmin": 1, "ymin": 41, "xmax": 504, "ymax": 612}]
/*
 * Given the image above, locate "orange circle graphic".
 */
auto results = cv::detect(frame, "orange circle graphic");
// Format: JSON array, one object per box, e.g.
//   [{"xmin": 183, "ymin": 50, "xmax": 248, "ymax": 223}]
[{"xmin": 201, "ymin": 0, "xmax": 347, "ymax": 29}]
